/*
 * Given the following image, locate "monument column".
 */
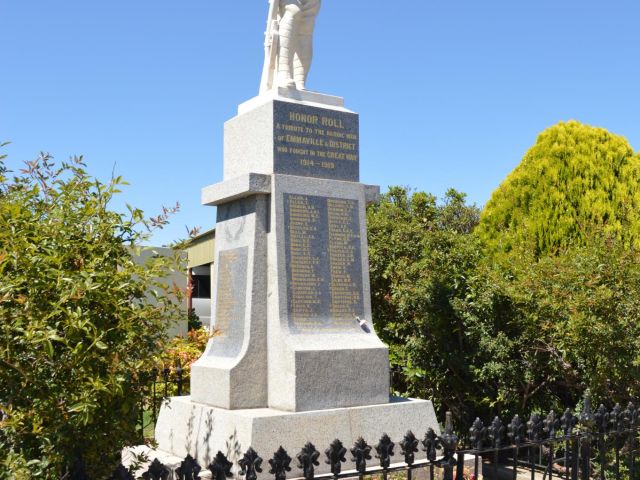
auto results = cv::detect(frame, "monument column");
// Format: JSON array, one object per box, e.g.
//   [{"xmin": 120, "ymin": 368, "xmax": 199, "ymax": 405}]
[{"xmin": 190, "ymin": 91, "xmax": 390, "ymax": 412}]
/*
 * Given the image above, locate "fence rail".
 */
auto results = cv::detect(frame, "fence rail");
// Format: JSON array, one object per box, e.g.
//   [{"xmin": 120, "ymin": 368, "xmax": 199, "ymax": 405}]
[
  {"xmin": 118, "ymin": 391, "xmax": 639, "ymax": 480},
  {"xmin": 139, "ymin": 362, "xmax": 188, "ymax": 441}
]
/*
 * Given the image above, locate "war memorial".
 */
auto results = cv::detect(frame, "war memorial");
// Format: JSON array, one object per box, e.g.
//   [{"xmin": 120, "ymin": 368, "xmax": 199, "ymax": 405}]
[{"xmin": 153, "ymin": 1, "xmax": 439, "ymax": 475}]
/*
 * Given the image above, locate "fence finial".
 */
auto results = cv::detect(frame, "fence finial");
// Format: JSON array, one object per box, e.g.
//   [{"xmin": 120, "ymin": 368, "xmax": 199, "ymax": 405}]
[
  {"xmin": 580, "ymin": 389, "xmax": 595, "ymax": 431},
  {"xmin": 239, "ymin": 447, "xmax": 263, "ymax": 480},
  {"xmin": 375, "ymin": 433, "xmax": 395, "ymax": 469},
  {"xmin": 351, "ymin": 437, "xmax": 372, "ymax": 474},
  {"xmin": 297, "ymin": 443, "xmax": 320, "ymax": 480},
  {"xmin": 400, "ymin": 431, "xmax": 419, "ymax": 466}
]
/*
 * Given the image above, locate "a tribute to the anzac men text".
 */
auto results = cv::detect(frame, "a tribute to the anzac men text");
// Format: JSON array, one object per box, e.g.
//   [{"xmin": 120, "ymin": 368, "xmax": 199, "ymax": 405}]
[{"xmin": 284, "ymin": 193, "xmax": 364, "ymax": 331}]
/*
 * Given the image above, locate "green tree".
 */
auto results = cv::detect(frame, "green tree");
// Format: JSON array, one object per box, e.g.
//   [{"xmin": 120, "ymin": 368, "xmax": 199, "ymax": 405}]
[
  {"xmin": 468, "ymin": 120, "xmax": 640, "ymax": 416},
  {"xmin": 368, "ymin": 186, "xmax": 640, "ymax": 427},
  {"xmin": 459, "ymin": 236, "xmax": 640, "ymax": 417},
  {"xmin": 0, "ymin": 150, "xmax": 184, "ymax": 478},
  {"xmin": 367, "ymin": 187, "xmax": 483, "ymax": 421},
  {"xmin": 477, "ymin": 121, "xmax": 640, "ymax": 256}
]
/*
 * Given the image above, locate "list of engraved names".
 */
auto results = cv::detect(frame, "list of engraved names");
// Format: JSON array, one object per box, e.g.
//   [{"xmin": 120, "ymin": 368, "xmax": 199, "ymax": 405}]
[
  {"xmin": 284, "ymin": 193, "xmax": 364, "ymax": 331},
  {"xmin": 327, "ymin": 198, "xmax": 362, "ymax": 318}
]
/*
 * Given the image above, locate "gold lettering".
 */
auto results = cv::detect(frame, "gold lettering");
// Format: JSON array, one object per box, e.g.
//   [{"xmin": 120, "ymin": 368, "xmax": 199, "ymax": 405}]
[
  {"xmin": 321, "ymin": 117, "xmax": 345, "ymax": 129},
  {"xmin": 286, "ymin": 194, "xmax": 363, "ymax": 331},
  {"xmin": 289, "ymin": 112, "xmax": 319, "ymax": 124}
]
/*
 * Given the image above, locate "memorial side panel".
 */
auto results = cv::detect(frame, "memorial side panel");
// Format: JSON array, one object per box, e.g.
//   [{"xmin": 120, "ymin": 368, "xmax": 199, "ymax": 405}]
[
  {"xmin": 284, "ymin": 193, "xmax": 365, "ymax": 332},
  {"xmin": 215, "ymin": 247, "xmax": 248, "ymax": 338},
  {"xmin": 274, "ymin": 101, "xmax": 359, "ymax": 181}
]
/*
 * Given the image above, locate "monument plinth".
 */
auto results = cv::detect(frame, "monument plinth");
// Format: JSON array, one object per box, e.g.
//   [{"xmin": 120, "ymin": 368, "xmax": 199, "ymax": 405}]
[
  {"xmin": 154, "ymin": 3, "xmax": 439, "ymax": 475},
  {"xmin": 156, "ymin": 91, "xmax": 439, "ymax": 475},
  {"xmin": 189, "ymin": 93, "xmax": 389, "ymax": 413}
]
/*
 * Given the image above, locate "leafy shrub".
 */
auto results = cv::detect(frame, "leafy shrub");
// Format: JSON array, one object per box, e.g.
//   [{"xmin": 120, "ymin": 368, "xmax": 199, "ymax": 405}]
[
  {"xmin": 367, "ymin": 187, "xmax": 483, "ymax": 421},
  {"xmin": 459, "ymin": 235, "xmax": 640, "ymax": 419},
  {"xmin": 0, "ymin": 150, "xmax": 184, "ymax": 478},
  {"xmin": 368, "ymin": 185, "xmax": 640, "ymax": 427},
  {"xmin": 187, "ymin": 308, "xmax": 203, "ymax": 331},
  {"xmin": 155, "ymin": 327, "xmax": 212, "ymax": 385}
]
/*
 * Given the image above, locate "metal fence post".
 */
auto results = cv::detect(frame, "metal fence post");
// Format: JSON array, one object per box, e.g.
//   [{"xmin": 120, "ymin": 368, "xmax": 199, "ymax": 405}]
[
  {"xmin": 441, "ymin": 412, "xmax": 459, "ymax": 480},
  {"xmin": 151, "ymin": 367, "xmax": 158, "ymax": 426},
  {"xmin": 579, "ymin": 391, "xmax": 595, "ymax": 480},
  {"xmin": 176, "ymin": 358, "xmax": 183, "ymax": 397},
  {"xmin": 138, "ymin": 371, "xmax": 145, "ymax": 443}
]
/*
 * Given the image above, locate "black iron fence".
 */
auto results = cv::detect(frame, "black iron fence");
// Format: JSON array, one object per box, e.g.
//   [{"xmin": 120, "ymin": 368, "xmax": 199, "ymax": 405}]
[
  {"xmin": 119, "ymin": 391, "xmax": 639, "ymax": 480},
  {"xmin": 139, "ymin": 363, "xmax": 188, "ymax": 441}
]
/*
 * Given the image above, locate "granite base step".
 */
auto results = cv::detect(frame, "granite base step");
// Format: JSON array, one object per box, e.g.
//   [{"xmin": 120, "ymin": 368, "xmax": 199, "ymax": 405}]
[{"xmin": 154, "ymin": 396, "xmax": 440, "ymax": 479}]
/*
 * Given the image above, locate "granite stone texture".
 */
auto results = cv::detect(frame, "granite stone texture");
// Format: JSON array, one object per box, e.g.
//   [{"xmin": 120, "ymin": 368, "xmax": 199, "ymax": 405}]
[
  {"xmin": 190, "ymin": 195, "xmax": 270, "ymax": 410},
  {"xmin": 267, "ymin": 175, "xmax": 389, "ymax": 412},
  {"xmin": 224, "ymin": 101, "xmax": 275, "ymax": 180},
  {"xmin": 192, "ymin": 174, "xmax": 389, "ymax": 413},
  {"xmin": 224, "ymin": 99, "xmax": 359, "ymax": 182},
  {"xmin": 156, "ymin": 92, "xmax": 440, "ymax": 466},
  {"xmin": 201, "ymin": 173, "xmax": 271, "ymax": 206},
  {"xmin": 155, "ymin": 396, "xmax": 441, "ymax": 480},
  {"xmin": 364, "ymin": 184, "xmax": 381, "ymax": 204}
]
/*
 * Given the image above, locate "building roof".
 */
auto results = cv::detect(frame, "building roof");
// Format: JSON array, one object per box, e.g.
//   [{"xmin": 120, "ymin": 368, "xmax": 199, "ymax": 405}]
[{"xmin": 185, "ymin": 227, "xmax": 216, "ymax": 268}]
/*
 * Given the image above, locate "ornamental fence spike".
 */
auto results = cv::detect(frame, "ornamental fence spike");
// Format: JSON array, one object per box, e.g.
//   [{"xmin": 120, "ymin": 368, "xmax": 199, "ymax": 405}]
[
  {"xmin": 508, "ymin": 414, "xmax": 525, "ymax": 445},
  {"xmin": 580, "ymin": 390, "xmax": 595, "ymax": 432},
  {"xmin": 375, "ymin": 433, "xmax": 395, "ymax": 469},
  {"xmin": 544, "ymin": 411, "xmax": 560, "ymax": 440},
  {"xmin": 400, "ymin": 430, "xmax": 419, "ymax": 466},
  {"xmin": 440, "ymin": 412, "xmax": 459, "ymax": 467},
  {"xmin": 176, "ymin": 454, "xmax": 202, "ymax": 480},
  {"xmin": 422, "ymin": 428, "xmax": 440, "ymax": 462},
  {"xmin": 488, "ymin": 416, "xmax": 505, "ymax": 448},
  {"xmin": 297, "ymin": 442, "xmax": 320, "ymax": 480},
  {"xmin": 350, "ymin": 437, "xmax": 372, "ymax": 474},
  {"xmin": 526, "ymin": 414, "xmax": 544, "ymax": 443},
  {"xmin": 560, "ymin": 408, "xmax": 577, "ymax": 437},
  {"xmin": 469, "ymin": 418, "xmax": 485, "ymax": 450},
  {"xmin": 142, "ymin": 458, "xmax": 170, "ymax": 480},
  {"xmin": 269, "ymin": 446, "xmax": 292, "ymax": 480},
  {"xmin": 325, "ymin": 439, "xmax": 347, "ymax": 477},
  {"xmin": 239, "ymin": 447, "xmax": 263, "ymax": 480},
  {"xmin": 208, "ymin": 451, "xmax": 233, "ymax": 480},
  {"xmin": 594, "ymin": 404, "xmax": 609, "ymax": 435}
]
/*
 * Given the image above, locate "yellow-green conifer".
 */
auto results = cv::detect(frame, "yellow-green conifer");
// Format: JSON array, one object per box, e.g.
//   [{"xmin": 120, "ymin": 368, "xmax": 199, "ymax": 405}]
[{"xmin": 477, "ymin": 121, "xmax": 640, "ymax": 256}]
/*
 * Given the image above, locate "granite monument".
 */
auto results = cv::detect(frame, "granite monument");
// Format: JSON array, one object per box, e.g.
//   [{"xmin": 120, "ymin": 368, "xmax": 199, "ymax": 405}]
[{"xmin": 154, "ymin": 4, "xmax": 439, "ymax": 476}]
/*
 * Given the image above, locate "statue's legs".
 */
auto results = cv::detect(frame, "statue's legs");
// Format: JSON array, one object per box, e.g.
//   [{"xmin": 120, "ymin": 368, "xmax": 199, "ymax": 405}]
[
  {"xmin": 277, "ymin": 1, "xmax": 302, "ymax": 88},
  {"xmin": 293, "ymin": 0, "xmax": 320, "ymax": 90}
]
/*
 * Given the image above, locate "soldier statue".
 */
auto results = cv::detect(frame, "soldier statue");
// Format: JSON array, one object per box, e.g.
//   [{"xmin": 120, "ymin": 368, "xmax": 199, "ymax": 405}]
[{"xmin": 260, "ymin": 0, "xmax": 322, "ymax": 93}]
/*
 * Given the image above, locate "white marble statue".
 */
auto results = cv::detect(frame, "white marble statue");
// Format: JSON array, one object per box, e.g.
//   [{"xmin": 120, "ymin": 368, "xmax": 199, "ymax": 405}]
[{"xmin": 260, "ymin": 0, "xmax": 322, "ymax": 93}]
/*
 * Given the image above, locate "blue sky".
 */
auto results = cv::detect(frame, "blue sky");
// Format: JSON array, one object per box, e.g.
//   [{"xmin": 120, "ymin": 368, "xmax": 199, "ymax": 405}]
[{"xmin": 2, "ymin": 1, "xmax": 638, "ymax": 246}]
